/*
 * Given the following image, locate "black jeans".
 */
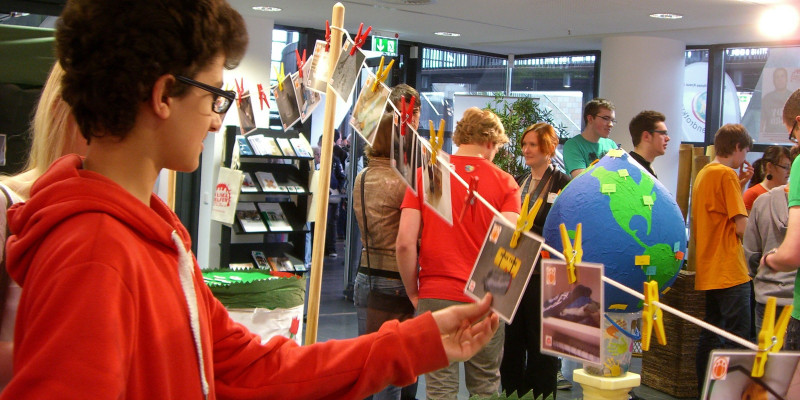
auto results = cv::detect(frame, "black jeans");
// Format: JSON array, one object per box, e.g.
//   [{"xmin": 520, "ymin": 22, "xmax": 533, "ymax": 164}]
[
  {"xmin": 500, "ymin": 273, "xmax": 558, "ymax": 399},
  {"xmin": 696, "ymin": 282, "xmax": 751, "ymax": 382}
]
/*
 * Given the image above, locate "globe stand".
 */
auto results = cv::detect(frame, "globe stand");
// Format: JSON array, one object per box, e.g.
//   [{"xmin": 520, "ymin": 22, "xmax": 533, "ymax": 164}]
[{"xmin": 573, "ymin": 369, "xmax": 641, "ymax": 400}]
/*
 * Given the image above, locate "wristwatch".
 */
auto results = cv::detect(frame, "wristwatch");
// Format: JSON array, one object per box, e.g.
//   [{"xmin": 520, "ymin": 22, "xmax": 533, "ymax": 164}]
[{"xmin": 763, "ymin": 248, "xmax": 779, "ymax": 269}]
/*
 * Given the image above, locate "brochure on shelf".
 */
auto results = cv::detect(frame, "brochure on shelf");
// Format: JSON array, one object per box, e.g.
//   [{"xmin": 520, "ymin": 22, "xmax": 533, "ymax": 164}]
[
  {"xmin": 290, "ymin": 134, "xmax": 314, "ymax": 158},
  {"xmin": 257, "ymin": 202, "xmax": 293, "ymax": 232},
  {"xmin": 254, "ymin": 171, "xmax": 286, "ymax": 193},
  {"xmin": 236, "ymin": 202, "xmax": 268, "ymax": 233},
  {"xmin": 276, "ymin": 137, "xmax": 296, "ymax": 157},
  {"xmin": 241, "ymin": 172, "xmax": 259, "ymax": 193}
]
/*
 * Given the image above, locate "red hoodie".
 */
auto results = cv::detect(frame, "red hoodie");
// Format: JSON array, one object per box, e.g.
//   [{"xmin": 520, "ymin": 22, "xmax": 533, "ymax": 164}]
[{"xmin": 1, "ymin": 155, "xmax": 447, "ymax": 399}]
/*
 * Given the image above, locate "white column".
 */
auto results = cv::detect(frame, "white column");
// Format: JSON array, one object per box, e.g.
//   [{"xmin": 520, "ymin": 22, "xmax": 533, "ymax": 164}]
[
  {"xmin": 196, "ymin": 15, "xmax": 274, "ymax": 270},
  {"xmin": 599, "ymin": 36, "xmax": 685, "ymax": 195}
]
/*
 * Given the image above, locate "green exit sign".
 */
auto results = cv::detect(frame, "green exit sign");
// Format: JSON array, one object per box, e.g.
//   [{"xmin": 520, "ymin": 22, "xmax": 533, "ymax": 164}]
[{"xmin": 371, "ymin": 36, "xmax": 398, "ymax": 56}]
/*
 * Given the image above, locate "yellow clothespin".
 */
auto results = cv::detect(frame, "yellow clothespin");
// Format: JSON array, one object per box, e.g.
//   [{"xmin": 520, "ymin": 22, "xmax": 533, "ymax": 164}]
[
  {"xmin": 510, "ymin": 193, "xmax": 541, "ymax": 249},
  {"xmin": 752, "ymin": 296, "xmax": 793, "ymax": 378},
  {"xmin": 428, "ymin": 119, "xmax": 445, "ymax": 166},
  {"xmin": 559, "ymin": 222, "xmax": 582, "ymax": 283},
  {"xmin": 274, "ymin": 62, "xmax": 285, "ymax": 91},
  {"xmin": 371, "ymin": 56, "xmax": 395, "ymax": 92},
  {"xmin": 641, "ymin": 280, "xmax": 666, "ymax": 351}
]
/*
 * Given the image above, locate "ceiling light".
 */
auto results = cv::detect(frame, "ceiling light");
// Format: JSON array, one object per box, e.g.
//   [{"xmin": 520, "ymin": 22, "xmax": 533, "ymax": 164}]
[
  {"xmin": 434, "ymin": 31, "xmax": 461, "ymax": 37},
  {"xmin": 649, "ymin": 13, "xmax": 683, "ymax": 19},
  {"xmin": 252, "ymin": 6, "xmax": 281, "ymax": 12},
  {"xmin": 759, "ymin": 4, "xmax": 799, "ymax": 38}
]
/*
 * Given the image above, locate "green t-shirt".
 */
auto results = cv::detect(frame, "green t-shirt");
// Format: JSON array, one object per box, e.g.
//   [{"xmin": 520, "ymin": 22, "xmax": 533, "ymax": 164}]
[
  {"xmin": 562, "ymin": 134, "xmax": 617, "ymax": 174},
  {"xmin": 789, "ymin": 158, "xmax": 800, "ymax": 319}
]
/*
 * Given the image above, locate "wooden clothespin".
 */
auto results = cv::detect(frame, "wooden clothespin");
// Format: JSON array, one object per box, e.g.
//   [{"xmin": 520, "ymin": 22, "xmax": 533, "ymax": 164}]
[
  {"xmin": 371, "ymin": 56, "xmax": 395, "ymax": 92},
  {"xmin": 257, "ymin": 84, "xmax": 270, "ymax": 110},
  {"xmin": 295, "ymin": 49, "xmax": 307, "ymax": 78},
  {"xmin": 458, "ymin": 176, "xmax": 479, "ymax": 223},
  {"xmin": 428, "ymin": 119, "xmax": 445, "ymax": 166},
  {"xmin": 233, "ymin": 77, "xmax": 244, "ymax": 107},
  {"xmin": 350, "ymin": 22, "xmax": 372, "ymax": 55},
  {"xmin": 752, "ymin": 296, "xmax": 793, "ymax": 378},
  {"xmin": 641, "ymin": 280, "xmax": 666, "ymax": 351},
  {"xmin": 559, "ymin": 222, "xmax": 582, "ymax": 283},
  {"xmin": 274, "ymin": 63, "xmax": 285, "ymax": 92},
  {"xmin": 510, "ymin": 193, "xmax": 541, "ymax": 249},
  {"xmin": 325, "ymin": 20, "xmax": 331, "ymax": 52},
  {"xmin": 400, "ymin": 96, "xmax": 416, "ymax": 136}
]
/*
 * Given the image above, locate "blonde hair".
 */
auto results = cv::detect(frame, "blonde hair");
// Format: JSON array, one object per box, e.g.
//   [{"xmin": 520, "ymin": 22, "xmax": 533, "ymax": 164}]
[
  {"xmin": 0, "ymin": 63, "xmax": 80, "ymax": 198},
  {"xmin": 453, "ymin": 107, "xmax": 508, "ymax": 146}
]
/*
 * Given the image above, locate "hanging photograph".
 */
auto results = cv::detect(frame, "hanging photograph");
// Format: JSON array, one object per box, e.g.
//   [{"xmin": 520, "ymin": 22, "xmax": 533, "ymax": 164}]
[
  {"xmin": 540, "ymin": 259, "xmax": 604, "ymax": 366},
  {"xmin": 291, "ymin": 71, "xmax": 320, "ymax": 123},
  {"xmin": 237, "ymin": 91, "xmax": 257, "ymax": 135},
  {"xmin": 307, "ymin": 40, "xmax": 332, "ymax": 94},
  {"xmin": 390, "ymin": 117, "xmax": 418, "ymax": 195},
  {"xmin": 464, "ymin": 216, "xmax": 544, "ymax": 323},
  {"xmin": 702, "ymin": 350, "xmax": 800, "ymax": 399},
  {"xmin": 349, "ymin": 72, "xmax": 391, "ymax": 145},
  {"xmin": 419, "ymin": 134, "xmax": 453, "ymax": 225},
  {"xmin": 328, "ymin": 41, "xmax": 366, "ymax": 102},
  {"xmin": 273, "ymin": 74, "xmax": 301, "ymax": 131}
]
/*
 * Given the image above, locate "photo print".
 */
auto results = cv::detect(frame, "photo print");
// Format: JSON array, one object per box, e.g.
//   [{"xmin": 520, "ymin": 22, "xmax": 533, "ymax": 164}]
[
  {"xmin": 390, "ymin": 117, "xmax": 418, "ymax": 194},
  {"xmin": 272, "ymin": 74, "xmax": 301, "ymax": 131},
  {"xmin": 349, "ymin": 72, "xmax": 391, "ymax": 145},
  {"xmin": 419, "ymin": 135, "xmax": 453, "ymax": 225},
  {"xmin": 702, "ymin": 350, "xmax": 800, "ymax": 400},
  {"xmin": 328, "ymin": 41, "xmax": 366, "ymax": 102},
  {"xmin": 237, "ymin": 91, "xmax": 257, "ymax": 135},
  {"xmin": 292, "ymin": 71, "xmax": 320, "ymax": 123},
  {"xmin": 540, "ymin": 259, "xmax": 604, "ymax": 366},
  {"xmin": 307, "ymin": 40, "xmax": 332, "ymax": 94},
  {"xmin": 464, "ymin": 216, "xmax": 544, "ymax": 323}
]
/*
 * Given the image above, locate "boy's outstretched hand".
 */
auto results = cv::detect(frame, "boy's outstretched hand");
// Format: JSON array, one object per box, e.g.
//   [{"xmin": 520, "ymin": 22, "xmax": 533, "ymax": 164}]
[{"xmin": 431, "ymin": 294, "xmax": 500, "ymax": 363}]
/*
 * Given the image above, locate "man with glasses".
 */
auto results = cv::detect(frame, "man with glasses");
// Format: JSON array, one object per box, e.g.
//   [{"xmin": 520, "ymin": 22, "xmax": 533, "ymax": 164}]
[
  {"xmin": 628, "ymin": 110, "xmax": 670, "ymax": 179},
  {"xmin": 0, "ymin": 0, "xmax": 501, "ymax": 398},
  {"xmin": 562, "ymin": 98, "xmax": 619, "ymax": 178}
]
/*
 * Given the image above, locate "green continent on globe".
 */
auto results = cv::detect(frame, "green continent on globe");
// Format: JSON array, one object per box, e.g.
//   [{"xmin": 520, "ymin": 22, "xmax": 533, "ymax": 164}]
[{"xmin": 590, "ymin": 166, "xmax": 657, "ymax": 248}]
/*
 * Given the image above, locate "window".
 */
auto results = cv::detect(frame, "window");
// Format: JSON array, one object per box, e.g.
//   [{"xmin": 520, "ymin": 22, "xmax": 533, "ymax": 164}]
[{"xmin": 682, "ymin": 49, "xmax": 709, "ymax": 143}]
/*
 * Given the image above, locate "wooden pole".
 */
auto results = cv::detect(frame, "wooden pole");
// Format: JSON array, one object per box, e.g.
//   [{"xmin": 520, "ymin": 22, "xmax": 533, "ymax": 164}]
[
  {"xmin": 705, "ymin": 144, "xmax": 716, "ymax": 161},
  {"xmin": 676, "ymin": 144, "xmax": 693, "ymax": 221},
  {"xmin": 305, "ymin": 2, "xmax": 344, "ymax": 346},
  {"xmin": 686, "ymin": 153, "xmax": 710, "ymax": 272}
]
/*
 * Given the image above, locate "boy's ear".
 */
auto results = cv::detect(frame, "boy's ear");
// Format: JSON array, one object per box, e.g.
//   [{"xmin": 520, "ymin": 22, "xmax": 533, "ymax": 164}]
[{"xmin": 150, "ymin": 74, "xmax": 174, "ymax": 119}]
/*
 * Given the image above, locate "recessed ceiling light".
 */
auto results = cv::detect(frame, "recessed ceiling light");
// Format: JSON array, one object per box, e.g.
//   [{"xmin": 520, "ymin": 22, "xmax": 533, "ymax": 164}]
[
  {"xmin": 649, "ymin": 13, "xmax": 683, "ymax": 19},
  {"xmin": 434, "ymin": 31, "xmax": 461, "ymax": 37},
  {"xmin": 252, "ymin": 6, "xmax": 281, "ymax": 12}
]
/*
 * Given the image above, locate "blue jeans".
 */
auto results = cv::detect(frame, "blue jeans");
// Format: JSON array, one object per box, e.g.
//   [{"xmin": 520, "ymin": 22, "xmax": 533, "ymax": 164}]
[
  {"xmin": 354, "ymin": 272, "xmax": 415, "ymax": 400},
  {"xmin": 696, "ymin": 282, "xmax": 751, "ymax": 382}
]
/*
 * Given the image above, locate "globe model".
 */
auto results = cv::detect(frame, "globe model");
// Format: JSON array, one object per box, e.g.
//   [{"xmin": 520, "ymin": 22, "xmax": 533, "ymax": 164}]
[{"xmin": 543, "ymin": 151, "xmax": 687, "ymax": 313}]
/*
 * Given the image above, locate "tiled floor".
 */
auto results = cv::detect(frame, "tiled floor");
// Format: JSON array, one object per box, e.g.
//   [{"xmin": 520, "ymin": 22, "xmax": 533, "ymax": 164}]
[{"xmin": 309, "ymin": 240, "xmax": 689, "ymax": 400}]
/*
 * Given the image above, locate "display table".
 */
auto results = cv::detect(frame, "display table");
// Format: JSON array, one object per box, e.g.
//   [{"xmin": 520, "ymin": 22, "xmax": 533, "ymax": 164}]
[{"xmin": 204, "ymin": 269, "xmax": 306, "ymax": 344}]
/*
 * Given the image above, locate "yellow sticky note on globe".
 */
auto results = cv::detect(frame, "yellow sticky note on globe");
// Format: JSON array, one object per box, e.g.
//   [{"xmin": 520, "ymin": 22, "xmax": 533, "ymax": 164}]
[{"xmin": 635, "ymin": 255, "xmax": 651, "ymax": 265}]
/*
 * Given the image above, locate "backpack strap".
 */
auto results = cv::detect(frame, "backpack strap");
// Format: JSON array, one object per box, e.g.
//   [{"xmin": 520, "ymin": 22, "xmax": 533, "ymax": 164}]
[{"xmin": 0, "ymin": 184, "xmax": 15, "ymax": 324}]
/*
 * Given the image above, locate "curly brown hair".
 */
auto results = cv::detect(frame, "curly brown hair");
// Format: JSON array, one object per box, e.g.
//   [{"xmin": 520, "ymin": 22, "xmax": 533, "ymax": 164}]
[
  {"xmin": 56, "ymin": 0, "xmax": 248, "ymax": 141},
  {"xmin": 453, "ymin": 107, "xmax": 508, "ymax": 146}
]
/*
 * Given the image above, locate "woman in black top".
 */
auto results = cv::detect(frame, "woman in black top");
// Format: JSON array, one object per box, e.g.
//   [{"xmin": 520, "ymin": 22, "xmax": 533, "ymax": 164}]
[{"xmin": 501, "ymin": 123, "xmax": 570, "ymax": 399}]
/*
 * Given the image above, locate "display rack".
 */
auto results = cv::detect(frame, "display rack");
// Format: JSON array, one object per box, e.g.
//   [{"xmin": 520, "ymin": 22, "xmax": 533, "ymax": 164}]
[{"xmin": 220, "ymin": 125, "xmax": 314, "ymax": 274}]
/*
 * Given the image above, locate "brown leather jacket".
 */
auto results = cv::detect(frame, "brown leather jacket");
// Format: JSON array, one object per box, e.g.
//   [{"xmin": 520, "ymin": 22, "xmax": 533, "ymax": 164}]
[{"xmin": 352, "ymin": 158, "xmax": 406, "ymax": 273}]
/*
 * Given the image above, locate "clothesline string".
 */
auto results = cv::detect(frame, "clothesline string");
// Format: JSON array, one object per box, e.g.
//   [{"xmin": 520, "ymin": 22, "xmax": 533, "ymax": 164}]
[{"xmin": 413, "ymin": 129, "xmax": 760, "ymax": 352}]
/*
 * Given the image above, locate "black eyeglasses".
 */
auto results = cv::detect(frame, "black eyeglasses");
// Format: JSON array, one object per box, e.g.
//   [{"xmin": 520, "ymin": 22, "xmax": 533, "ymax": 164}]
[
  {"xmin": 650, "ymin": 130, "xmax": 669, "ymax": 136},
  {"xmin": 790, "ymin": 120, "xmax": 798, "ymax": 144},
  {"xmin": 175, "ymin": 75, "xmax": 236, "ymax": 115},
  {"xmin": 594, "ymin": 115, "xmax": 617, "ymax": 124},
  {"xmin": 775, "ymin": 163, "xmax": 791, "ymax": 170}
]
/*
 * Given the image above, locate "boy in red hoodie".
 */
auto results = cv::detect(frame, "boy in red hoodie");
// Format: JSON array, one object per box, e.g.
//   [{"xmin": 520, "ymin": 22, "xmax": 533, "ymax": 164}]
[{"xmin": 0, "ymin": 1, "xmax": 498, "ymax": 399}]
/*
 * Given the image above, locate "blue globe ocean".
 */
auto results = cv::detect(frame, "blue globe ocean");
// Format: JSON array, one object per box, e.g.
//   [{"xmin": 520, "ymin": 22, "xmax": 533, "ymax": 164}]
[{"xmin": 543, "ymin": 151, "xmax": 687, "ymax": 313}]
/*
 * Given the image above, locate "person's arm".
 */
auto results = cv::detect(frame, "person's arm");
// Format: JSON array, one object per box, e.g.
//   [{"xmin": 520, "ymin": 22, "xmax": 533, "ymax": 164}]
[
  {"xmin": 764, "ymin": 206, "xmax": 800, "ymax": 272},
  {"xmin": 396, "ymin": 208, "xmax": 421, "ymax": 308},
  {"xmin": 742, "ymin": 204, "xmax": 763, "ymax": 277},
  {"xmin": 502, "ymin": 212, "xmax": 519, "ymax": 226},
  {"xmin": 562, "ymin": 140, "xmax": 585, "ymax": 178},
  {"xmin": 733, "ymin": 214, "xmax": 747, "ymax": 239},
  {"xmin": 570, "ymin": 169, "xmax": 584, "ymax": 178}
]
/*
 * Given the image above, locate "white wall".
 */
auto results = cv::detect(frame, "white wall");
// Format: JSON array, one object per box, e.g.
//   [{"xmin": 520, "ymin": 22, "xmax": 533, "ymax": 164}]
[
  {"xmin": 196, "ymin": 15, "xmax": 274, "ymax": 270},
  {"xmin": 599, "ymin": 36, "xmax": 686, "ymax": 196}
]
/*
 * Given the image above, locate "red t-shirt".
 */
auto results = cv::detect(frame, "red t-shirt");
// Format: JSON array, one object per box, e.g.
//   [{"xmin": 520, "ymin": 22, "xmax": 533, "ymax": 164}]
[
  {"xmin": 742, "ymin": 183, "xmax": 768, "ymax": 212},
  {"xmin": 401, "ymin": 155, "xmax": 520, "ymax": 303}
]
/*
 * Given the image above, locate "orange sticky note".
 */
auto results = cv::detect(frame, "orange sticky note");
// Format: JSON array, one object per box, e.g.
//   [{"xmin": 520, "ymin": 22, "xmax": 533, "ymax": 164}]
[{"xmin": 675, "ymin": 251, "xmax": 685, "ymax": 260}]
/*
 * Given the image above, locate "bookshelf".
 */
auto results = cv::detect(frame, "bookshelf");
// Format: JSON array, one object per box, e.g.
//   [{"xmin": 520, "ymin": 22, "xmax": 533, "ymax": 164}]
[{"xmin": 220, "ymin": 126, "xmax": 315, "ymax": 274}]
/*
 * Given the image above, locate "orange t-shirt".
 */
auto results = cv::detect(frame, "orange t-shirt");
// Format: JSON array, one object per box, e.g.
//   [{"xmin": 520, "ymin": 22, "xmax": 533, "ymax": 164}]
[
  {"xmin": 742, "ymin": 183, "xmax": 768, "ymax": 212},
  {"xmin": 691, "ymin": 163, "xmax": 750, "ymax": 290}
]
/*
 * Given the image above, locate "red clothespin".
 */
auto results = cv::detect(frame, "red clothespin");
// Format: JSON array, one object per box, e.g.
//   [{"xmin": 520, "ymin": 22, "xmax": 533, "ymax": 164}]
[
  {"xmin": 325, "ymin": 20, "xmax": 331, "ymax": 52},
  {"xmin": 350, "ymin": 22, "xmax": 372, "ymax": 55},
  {"xmin": 400, "ymin": 96, "xmax": 416, "ymax": 137},
  {"xmin": 233, "ymin": 77, "xmax": 244, "ymax": 107},
  {"xmin": 295, "ymin": 49, "xmax": 307, "ymax": 78},
  {"xmin": 257, "ymin": 83, "xmax": 270, "ymax": 110},
  {"xmin": 459, "ymin": 176, "xmax": 479, "ymax": 223}
]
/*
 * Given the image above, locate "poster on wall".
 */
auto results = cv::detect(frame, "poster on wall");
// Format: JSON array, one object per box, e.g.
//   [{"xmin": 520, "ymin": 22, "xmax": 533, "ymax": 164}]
[
  {"xmin": 760, "ymin": 67, "xmax": 800, "ymax": 144},
  {"xmin": 682, "ymin": 62, "xmax": 741, "ymax": 143}
]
